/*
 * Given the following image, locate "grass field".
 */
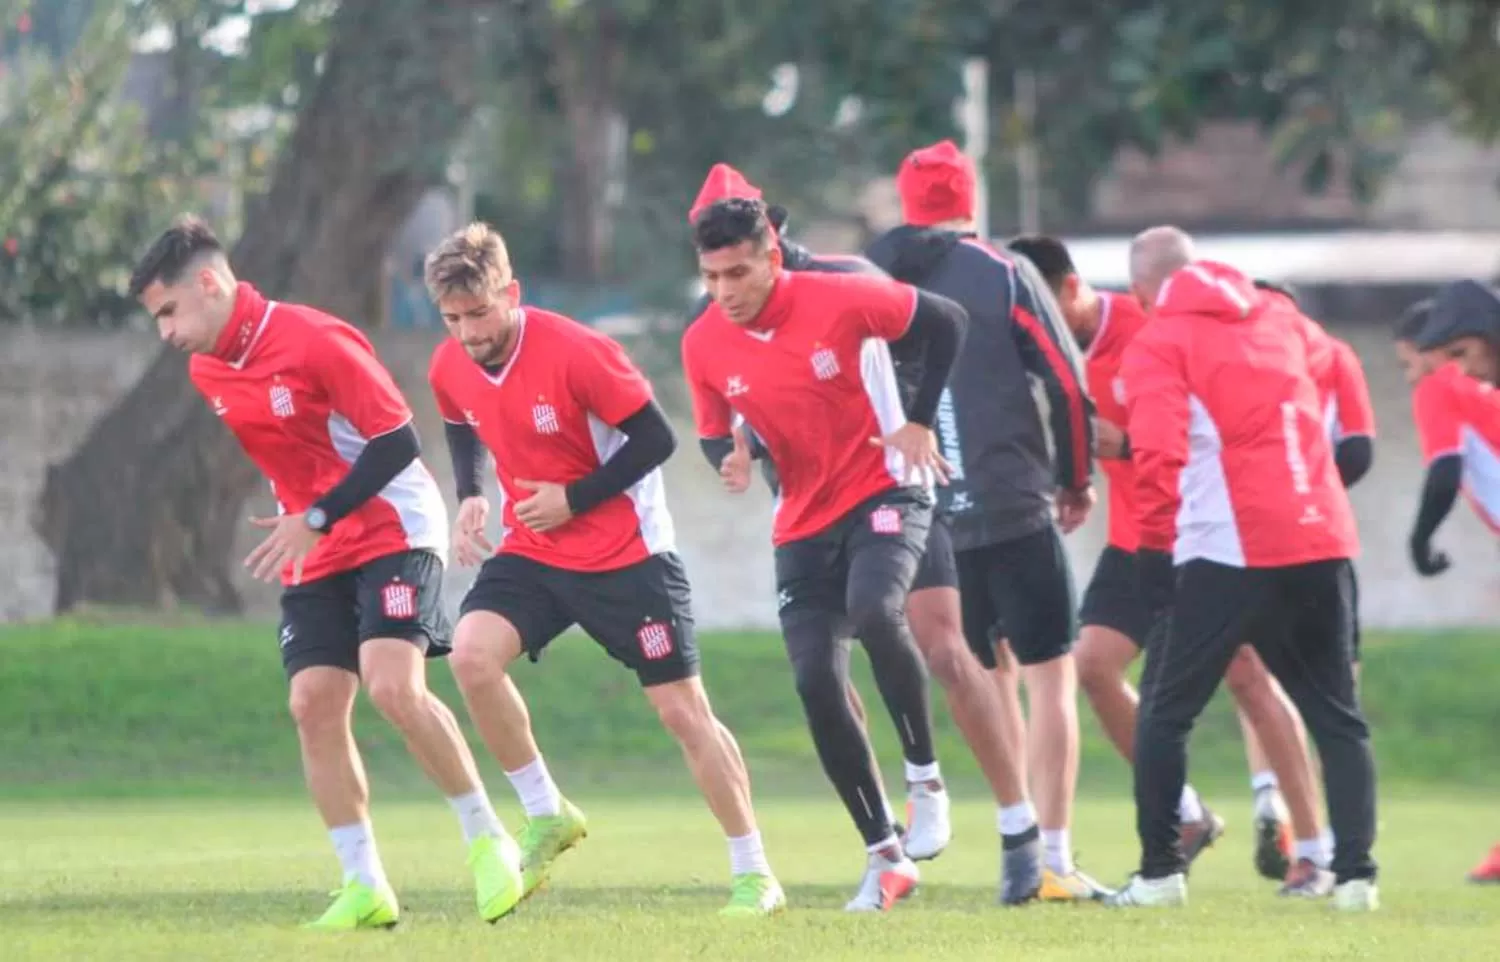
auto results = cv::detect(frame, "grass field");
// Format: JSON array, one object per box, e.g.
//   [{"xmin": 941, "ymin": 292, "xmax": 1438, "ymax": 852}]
[{"xmin": 1, "ymin": 617, "xmax": 1498, "ymax": 959}]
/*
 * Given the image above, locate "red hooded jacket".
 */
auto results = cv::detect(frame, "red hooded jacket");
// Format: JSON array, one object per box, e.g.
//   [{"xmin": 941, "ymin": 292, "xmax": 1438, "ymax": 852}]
[{"xmin": 1120, "ymin": 261, "xmax": 1358, "ymax": 567}]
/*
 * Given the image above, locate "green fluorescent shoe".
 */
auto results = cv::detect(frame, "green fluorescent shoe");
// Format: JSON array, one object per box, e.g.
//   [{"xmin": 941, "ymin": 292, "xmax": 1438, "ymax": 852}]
[
  {"xmin": 518, "ymin": 798, "xmax": 588, "ymax": 896},
  {"xmin": 303, "ymin": 878, "xmax": 399, "ymax": 931},
  {"xmin": 720, "ymin": 872, "xmax": 787, "ymax": 917},
  {"xmin": 470, "ymin": 833, "xmax": 526, "ymax": 923}
]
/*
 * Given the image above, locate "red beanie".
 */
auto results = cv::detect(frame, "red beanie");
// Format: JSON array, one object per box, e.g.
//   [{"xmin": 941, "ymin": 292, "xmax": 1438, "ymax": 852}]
[
  {"xmin": 689, "ymin": 163, "xmax": 763, "ymax": 224},
  {"xmin": 897, "ymin": 140, "xmax": 976, "ymax": 227}
]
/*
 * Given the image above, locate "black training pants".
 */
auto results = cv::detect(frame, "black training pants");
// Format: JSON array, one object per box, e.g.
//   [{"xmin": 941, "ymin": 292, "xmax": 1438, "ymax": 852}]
[{"xmin": 1134, "ymin": 558, "xmax": 1377, "ymax": 884}]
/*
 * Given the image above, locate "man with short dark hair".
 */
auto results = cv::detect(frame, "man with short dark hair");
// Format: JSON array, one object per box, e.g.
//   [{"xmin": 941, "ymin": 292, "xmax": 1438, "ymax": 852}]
[
  {"xmin": 682, "ymin": 171, "xmax": 966, "ymax": 911},
  {"xmin": 130, "ymin": 215, "xmax": 523, "ymax": 930}
]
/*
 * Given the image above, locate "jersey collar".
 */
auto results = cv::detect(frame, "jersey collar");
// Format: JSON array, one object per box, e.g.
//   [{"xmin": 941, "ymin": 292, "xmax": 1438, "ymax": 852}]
[{"xmin": 213, "ymin": 282, "xmax": 276, "ymax": 368}]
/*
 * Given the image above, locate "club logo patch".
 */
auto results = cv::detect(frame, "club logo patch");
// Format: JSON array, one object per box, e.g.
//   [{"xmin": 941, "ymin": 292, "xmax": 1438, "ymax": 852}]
[
  {"xmin": 381, "ymin": 580, "xmax": 417, "ymax": 619},
  {"xmin": 637, "ymin": 620, "xmax": 674, "ymax": 660},
  {"xmin": 269, "ymin": 383, "xmax": 295, "ymax": 418},
  {"xmin": 870, "ymin": 505, "xmax": 902, "ymax": 534},
  {"xmin": 811, "ymin": 347, "xmax": 840, "ymax": 381},
  {"xmin": 533, "ymin": 402, "xmax": 560, "ymax": 435}
]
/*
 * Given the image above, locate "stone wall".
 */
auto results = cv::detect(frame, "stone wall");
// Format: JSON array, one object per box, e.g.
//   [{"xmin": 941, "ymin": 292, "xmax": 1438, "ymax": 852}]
[{"xmin": 2, "ymin": 323, "xmax": 1496, "ymax": 631}]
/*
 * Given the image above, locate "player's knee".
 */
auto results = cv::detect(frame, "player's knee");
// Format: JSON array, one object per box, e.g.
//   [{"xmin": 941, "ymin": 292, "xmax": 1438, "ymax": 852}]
[
  {"xmin": 846, "ymin": 590, "xmax": 905, "ymax": 644},
  {"xmin": 650, "ymin": 684, "xmax": 714, "ymax": 744},
  {"xmin": 923, "ymin": 636, "xmax": 977, "ymax": 688},
  {"xmin": 363, "ymin": 674, "xmax": 428, "ymax": 730},
  {"xmin": 791, "ymin": 658, "xmax": 843, "ymax": 712},
  {"xmin": 1224, "ymin": 647, "xmax": 1272, "ymax": 702},
  {"xmin": 1075, "ymin": 636, "xmax": 1127, "ymax": 695},
  {"xmin": 449, "ymin": 615, "xmax": 513, "ymax": 688},
  {"xmin": 287, "ymin": 671, "xmax": 351, "ymax": 734}
]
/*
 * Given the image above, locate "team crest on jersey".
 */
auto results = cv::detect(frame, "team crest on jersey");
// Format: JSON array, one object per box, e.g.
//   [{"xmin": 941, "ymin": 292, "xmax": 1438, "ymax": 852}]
[
  {"xmin": 726, "ymin": 375, "xmax": 748, "ymax": 397},
  {"xmin": 533, "ymin": 400, "xmax": 561, "ymax": 435},
  {"xmin": 381, "ymin": 580, "xmax": 418, "ymax": 620},
  {"xmin": 269, "ymin": 382, "xmax": 295, "ymax": 418},
  {"xmin": 870, "ymin": 505, "xmax": 903, "ymax": 535},
  {"xmin": 637, "ymin": 620, "xmax": 674, "ymax": 660},
  {"xmin": 810, "ymin": 346, "xmax": 841, "ymax": 381},
  {"xmin": 1112, "ymin": 376, "xmax": 1126, "ymax": 405}
]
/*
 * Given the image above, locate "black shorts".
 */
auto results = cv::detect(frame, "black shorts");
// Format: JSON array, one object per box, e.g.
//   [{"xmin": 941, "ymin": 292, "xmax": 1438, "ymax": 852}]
[
  {"xmin": 460, "ymin": 551, "xmax": 700, "ymax": 687},
  {"xmin": 1078, "ymin": 545, "xmax": 1153, "ymax": 646},
  {"xmin": 277, "ymin": 549, "xmax": 451, "ymax": 679},
  {"xmin": 910, "ymin": 513, "xmax": 959, "ymax": 593},
  {"xmin": 775, "ymin": 488, "xmax": 933, "ymax": 625},
  {"xmin": 957, "ymin": 524, "xmax": 1076, "ymax": 668}
]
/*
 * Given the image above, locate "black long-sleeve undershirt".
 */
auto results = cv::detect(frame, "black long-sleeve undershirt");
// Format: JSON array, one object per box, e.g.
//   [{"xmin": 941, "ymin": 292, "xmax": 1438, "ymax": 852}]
[
  {"xmin": 444, "ymin": 421, "xmax": 486, "ymax": 501},
  {"xmin": 1411, "ymin": 454, "xmax": 1461, "ymax": 551},
  {"xmin": 903, "ymin": 288, "xmax": 966, "ymax": 427},
  {"xmin": 1335, "ymin": 436, "xmax": 1374, "ymax": 489},
  {"xmin": 565, "ymin": 400, "xmax": 677, "ymax": 515},
  {"xmin": 312, "ymin": 422, "xmax": 420, "ymax": 527}
]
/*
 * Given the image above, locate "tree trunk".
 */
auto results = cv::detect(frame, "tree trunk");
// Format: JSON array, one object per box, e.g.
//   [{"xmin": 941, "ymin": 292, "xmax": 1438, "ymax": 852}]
[{"xmin": 35, "ymin": 0, "xmax": 496, "ymax": 615}]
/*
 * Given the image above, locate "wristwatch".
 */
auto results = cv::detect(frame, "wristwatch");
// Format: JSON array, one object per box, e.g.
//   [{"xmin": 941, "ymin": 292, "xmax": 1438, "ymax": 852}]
[{"xmin": 304, "ymin": 505, "xmax": 331, "ymax": 533}]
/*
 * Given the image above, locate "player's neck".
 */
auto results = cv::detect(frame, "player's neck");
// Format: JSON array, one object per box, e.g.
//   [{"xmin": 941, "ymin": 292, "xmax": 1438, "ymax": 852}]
[
  {"xmin": 209, "ymin": 281, "xmax": 258, "ymax": 361},
  {"xmin": 1075, "ymin": 290, "xmax": 1104, "ymax": 350},
  {"xmin": 744, "ymin": 272, "xmax": 793, "ymax": 331},
  {"xmin": 481, "ymin": 309, "xmax": 523, "ymax": 373}
]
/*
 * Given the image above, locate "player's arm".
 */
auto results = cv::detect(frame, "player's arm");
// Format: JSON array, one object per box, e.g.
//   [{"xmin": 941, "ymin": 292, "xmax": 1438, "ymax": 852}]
[
  {"xmin": 1008, "ymin": 255, "xmax": 1095, "ymax": 491},
  {"xmin": 682, "ymin": 335, "xmax": 739, "ymax": 471},
  {"xmin": 427, "ymin": 360, "xmax": 487, "ymax": 502},
  {"xmin": 1332, "ymin": 341, "xmax": 1377, "ymax": 488},
  {"xmin": 852, "ymin": 275, "xmax": 967, "ymax": 428},
  {"xmin": 568, "ymin": 337, "xmax": 678, "ymax": 515},
  {"xmin": 306, "ymin": 328, "xmax": 422, "ymax": 530},
  {"xmin": 1122, "ymin": 333, "xmax": 1190, "ymax": 610},
  {"xmin": 1408, "ymin": 376, "xmax": 1463, "ymax": 576}
]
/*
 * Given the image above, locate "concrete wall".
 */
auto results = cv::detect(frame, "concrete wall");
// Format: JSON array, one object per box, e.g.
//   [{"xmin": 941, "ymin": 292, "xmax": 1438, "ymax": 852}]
[{"xmin": 2, "ymin": 323, "xmax": 1495, "ymax": 631}]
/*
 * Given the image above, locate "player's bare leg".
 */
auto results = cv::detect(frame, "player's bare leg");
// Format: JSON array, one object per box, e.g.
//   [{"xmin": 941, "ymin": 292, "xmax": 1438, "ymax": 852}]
[
  {"xmin": 644, "ymin": 675, "xmax": 785, "ymax": 915},
  {"xmin": 450, "ymin": 612, "xmax": 586, "ymax": 897},
  {"xmin": 289, "ymin": 666, "xmax": 398, "ymax": 929},
  {"xmin": 1225, "ymin": 647, "xmax": 1328, "ymax": 892},
  {"xmin": 986, "ymin": 639, "xmax": 1048, "ymax": 903},
  {"xmin": 1022, "ymin": 653, "xmax": 1088, "ymax": 887},
  {"xmin": 1075, "ymin": 626, "xmax": 1217, "ymax": 861}
]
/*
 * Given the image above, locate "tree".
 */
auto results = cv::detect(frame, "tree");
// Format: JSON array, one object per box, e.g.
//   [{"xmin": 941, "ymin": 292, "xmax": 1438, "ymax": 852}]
[{"xmin": 36, "ymin": 0, "xmax": 500, "ymax": 614}]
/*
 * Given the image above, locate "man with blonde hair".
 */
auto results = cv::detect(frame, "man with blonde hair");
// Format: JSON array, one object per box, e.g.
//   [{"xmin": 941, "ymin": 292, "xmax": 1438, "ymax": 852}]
[{"xmin": 424, "ymin": 222, "xmax": 785, "ymax": 916}]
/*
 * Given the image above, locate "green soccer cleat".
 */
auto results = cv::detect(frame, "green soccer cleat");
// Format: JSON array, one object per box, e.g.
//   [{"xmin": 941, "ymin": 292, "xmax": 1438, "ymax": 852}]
[
  {"xmin": 303, "ymin": 878, "xmax": 399, "ymax": 931},
  {"xmin": 720, "ymin": 872, "xmax": 787, "ymax": 917},
  {"xmin": 469, "ymin": 833, "xmax": 526, "ymax": 923},
  {"xmin": 518, "ymin": 798, "xmax": 588, "ymax": 896}
]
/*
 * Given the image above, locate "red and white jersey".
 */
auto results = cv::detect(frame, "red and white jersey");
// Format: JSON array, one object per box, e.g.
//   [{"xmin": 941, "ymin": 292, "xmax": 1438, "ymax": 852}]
[
  {"xmin": 682, "ymin": 270, "xmax": 919, "ymax": 545},
  {"xmin": 429, "ymin": 308, "xmax": 673, "ymax": 572},
  {"xmin": 1085, "ymin": 291, "xmax": 1150, "ymax": 552},
  {"xmin": 189, "ymin": 283, "xmax": 447, "ymax": 584},
  {"xmin": 1320, "ymin": 337, "xmax": 1377, "ymax": 444},
  {"xmin": 1413, "ymin": 361, "xmax": 1500, "ymax": 533},
  {"xmin": 1121, "ymin": 261, "xmax": 1358, "ymax": 567}
]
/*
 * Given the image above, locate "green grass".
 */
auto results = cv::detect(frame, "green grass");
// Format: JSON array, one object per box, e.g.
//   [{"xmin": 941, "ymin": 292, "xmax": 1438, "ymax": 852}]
[
  {"xmin": 0, "ymin": 616, "xmax": 1497, "ymax": 797},
  {"xmin": 1, "ymin": 796, "xmax": 1497, "ymax": 961}
]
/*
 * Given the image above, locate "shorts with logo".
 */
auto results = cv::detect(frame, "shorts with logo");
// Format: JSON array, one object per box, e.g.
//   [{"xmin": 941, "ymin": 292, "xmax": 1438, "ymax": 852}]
[
  {"xmin": 460, "ymin": 551, "xmax": 700, "ymax": 687},
  {"xmin": 774, "ymin": 487, "xmax": 933, "ymax": 624},
  {"xmin": 910, "ymin": 512, "xmax": 959, "ymax": 593},
  {"xmin": 277, "ymin": 548, "xmax": 452, "ymax": 679},
  {"xmin": 957, "ymin": 524, "xmax": 1076, "ymax": 668},
  {"xmin": 1078, "ymin": 545, "xmax": 1154, "ymax": 646}
]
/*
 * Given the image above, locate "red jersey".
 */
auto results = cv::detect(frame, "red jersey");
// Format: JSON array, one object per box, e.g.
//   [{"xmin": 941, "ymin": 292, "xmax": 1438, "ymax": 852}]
[
  {"xmin": 1321, "ymin": 338, "xmax": 1377, "ymax": 443},
  {"xmin": 428, "ymin": 308, "xmax": 672, "ymax": 572},
  {"xmin": 189, "ymin": 283, "xmax": 448, "ymax": 584},
  {"xmin": 1412, "ymin": 362, "xmax": 1500, "ymax": 532},
  {"xmin": 1085, "ymin": 291, "xmax": 1150, "ymax": 551},
  {"xmin": 1121, "ymin": 261, "xmax": 1358, "ymax": 567},
  {"xmin": 682, "ymin": 270, "xmax": 919, "ymax": 545}
]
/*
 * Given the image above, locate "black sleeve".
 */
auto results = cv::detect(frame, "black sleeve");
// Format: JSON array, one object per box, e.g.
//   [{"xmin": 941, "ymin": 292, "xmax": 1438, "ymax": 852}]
[
  {"xmin": 1334, "ymin": 436, "xmax": 1374, "ymax": 489},
  {"xmin": 566, "ymin": 399, "xmax": 677, "ymax": 516},
  {"xmin": 700, "ymin": 436, "xmax": 733, "ymax": 471},
  {"xmin": 1411, "ymin": 454, "xmax": 1461, "ymax": 548},
  {"xmin": 901, "ymin": 288, "xmax": 966, "ymax": 427},
  {"xmin": 312, "ymin": 422, "xmax": 420, "ymax": 527},
  {"xmin": 443, "ymin": 421, "xmax": 485, "ymax": 501},
  {"xmin": 1009, "ymin": 257, "xmax": 1095, "ymax": 491}
]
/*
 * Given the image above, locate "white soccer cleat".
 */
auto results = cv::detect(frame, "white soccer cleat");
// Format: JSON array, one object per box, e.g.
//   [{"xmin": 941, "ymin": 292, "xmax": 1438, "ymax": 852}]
[
  {"xmin": 844, "ymin": 851, "xmax": 920, "ymax": 912},
  {"xmin": 1332, "ymin": 878, "xmax": 1379, "ymax": 912},
  {"xmin": 902, "ymin": 782, "xmax": 952, "ymax": 861},
  {"xmin": 1103, "ymin": 872, "xmax": 1187, "ymax": 908}
]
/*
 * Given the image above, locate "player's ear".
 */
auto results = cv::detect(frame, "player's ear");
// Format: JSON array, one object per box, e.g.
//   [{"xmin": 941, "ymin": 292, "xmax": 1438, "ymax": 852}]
[
  {"xmin": 505, "ymin": 278, "xmax": 521, "ymax": 305},
  {"xmin": 1061, "ymin": 274, "xmax": 1080, "ymax": 301},
  {"xmin": 767, "ymin": 242, "xmax": 783, "ymax": 271}
]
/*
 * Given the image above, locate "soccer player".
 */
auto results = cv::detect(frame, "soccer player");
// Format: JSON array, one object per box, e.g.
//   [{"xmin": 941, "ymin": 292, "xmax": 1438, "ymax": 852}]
[
  {"xmin": 129, "ymin": 216, "xmax": 523, "ymax": 930},
  {"xmin": 423, "ymin": 223, "xmax": 785, "ymax": 917},
  {"xmin": 1106, "ymin": 231, "xmax": 1378, "ymax": 912},
  {"xmin": 865, "ymin": 141, "xmax": 1106, "ymax": 902},
  {"xmin": 683, "ymin": 187, "xmax": 964, "ymax": 912},
  {"xmin": 1417, "ymin": 279, "xmax": 1500, "ymax": 387},
  {"xmin": 693, "ymin": 165, "xmax": 1041, "ymax": 902}
]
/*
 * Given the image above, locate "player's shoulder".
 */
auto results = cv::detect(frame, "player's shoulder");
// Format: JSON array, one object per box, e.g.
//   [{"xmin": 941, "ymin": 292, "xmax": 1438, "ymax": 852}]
[
  {"xmin": 428, "ymin": 335, "xmax": 466, "ymax": 377},
  {"xmin": 279, "ymin": 301, "xmax": 373, "ymax": 351},
  {"xmin": 1099, "ymin": 291, "xmax": 1150, "ymax": 345},
  {"xmin": 801, "ymin": 253, "xmax": 888, "ymax": 278}
]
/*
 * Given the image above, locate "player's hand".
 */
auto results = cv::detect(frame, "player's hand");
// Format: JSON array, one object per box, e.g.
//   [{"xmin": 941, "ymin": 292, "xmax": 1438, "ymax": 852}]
[
  {"xmin": 1410, "ymin": 536, "xmax": 1451, "ymax": 577},
  {"xmin": 453, "ymin": 495, "xmax": 494, "ymax": 567},
  {"xmin": 1094, "ymin": 419, "xmax": 1128, "ymax": 459},
  {"xmin": 870, "ymin": 423, "xmax": 952, "ymax": 485},
  {"xmin": 1056, "ymin": 485, "xmax": 1095, "ymax": 534},
  {"xmin": 514, "ymin": 479, "xmax": 574, "ymax": 533},
  {"xmin": 720, "ymin": 427, "xmax": 753, "ymax": 494},
  {"xmin": 245, "ymin": 513, "xmax": 323, "ymax": 585}
]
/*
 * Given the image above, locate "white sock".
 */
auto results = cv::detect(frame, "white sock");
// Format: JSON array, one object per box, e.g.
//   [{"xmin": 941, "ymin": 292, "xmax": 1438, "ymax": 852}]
[
  {"xmin": 866, "ymin": 834, "xmax": 901, "ymax": 859},
  {"xmin": 904, "ymin": 760, "xmax": 942, "ymax": 784},
  {"xmin": 1178, "ymin": 784, "xmax": 1205, "ymax": 823},
  {"xmin": 1041, "ymin": 829, "xmax": 1074, "ymax": 875},
  {"xmin": 727, "ymin": 831, "xmax": 772, "ymax": 877},
  {"xmin": 1251, "ymin": 770, "xmax": 1279, "ymax": 793},
  {"xmin": 1295, "ymin": 837, "xmax": 1326, "ymax": 866},
  {"xmin": 997, "ymin": 802, "xmax": 1038, "ymax": 837},
  {"xmin": 448, "ymin": 790, "xmax": 505, "ymax": 845},
  {"xmin": 1320, "ymin": 828, "xmax": 1336, "ymax": 868},
  {"xmin": 506, "ymin": 756, "xmax": 562, "ymax": 817},
  {"xmin": 1252, "ymin": 785, "xmax": 1284, "ymax": 820},
  {"xmin": 329, "ymin": 821, "xmax": 386, "ymax": 889}
]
